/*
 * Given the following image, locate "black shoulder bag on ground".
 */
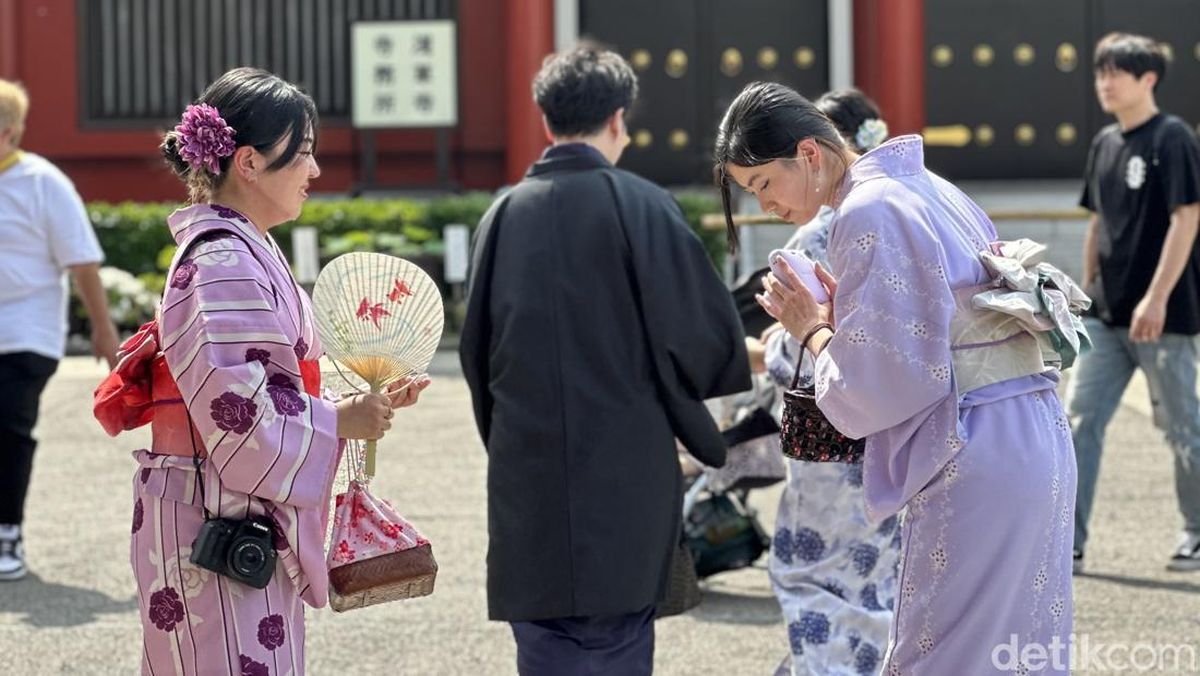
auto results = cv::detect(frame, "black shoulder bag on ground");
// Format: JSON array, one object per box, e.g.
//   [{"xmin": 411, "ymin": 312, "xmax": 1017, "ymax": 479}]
[{"xmin": 684, "ymin": 487, "xmax": 770, "ymax": 579}]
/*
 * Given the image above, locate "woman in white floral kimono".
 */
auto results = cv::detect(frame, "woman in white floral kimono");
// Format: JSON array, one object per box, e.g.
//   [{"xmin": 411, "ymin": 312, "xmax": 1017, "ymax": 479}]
[
  {"xmin": 107, "ymin": 68, "xmax": 430, "ymax": 675},
  {"xmin": 759, "ymin": 89, "xmax": 899, "ymax": 676}
]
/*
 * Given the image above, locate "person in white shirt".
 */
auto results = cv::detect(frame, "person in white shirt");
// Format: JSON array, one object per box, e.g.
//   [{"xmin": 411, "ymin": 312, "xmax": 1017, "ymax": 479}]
[{"xmin": 0, "ymin": 78, "xmax": 118, "ymax": 581}]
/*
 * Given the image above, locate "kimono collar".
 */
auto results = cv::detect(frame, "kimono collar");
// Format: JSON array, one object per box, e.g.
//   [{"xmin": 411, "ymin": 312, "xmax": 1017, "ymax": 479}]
[
  {"xmin": 527, "ymin": 142, "xmax": 611, "ymax": 177},
  {"xmin": 543, "ymin": 142, "xmax": 608, "ymax": 163},
  {"xmin": 167, "ymin": 203, "xmax": 270, "ymax": 248},
  {"xmin": 834, "ymin": 134, "xmax": 926, "ymax": 204}
]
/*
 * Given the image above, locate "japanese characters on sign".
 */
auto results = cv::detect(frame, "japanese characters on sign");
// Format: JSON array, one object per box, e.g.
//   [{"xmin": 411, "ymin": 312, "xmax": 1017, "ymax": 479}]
[{"xmin": 352, "ymin": 21, "xmax": 458, "ymax": 128}]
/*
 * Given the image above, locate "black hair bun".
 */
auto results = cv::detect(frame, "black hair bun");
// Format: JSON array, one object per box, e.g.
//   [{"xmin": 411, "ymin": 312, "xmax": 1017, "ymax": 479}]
[{"xmin": 160, "ymin": 132, "xmax": 191, "ymax": 178}]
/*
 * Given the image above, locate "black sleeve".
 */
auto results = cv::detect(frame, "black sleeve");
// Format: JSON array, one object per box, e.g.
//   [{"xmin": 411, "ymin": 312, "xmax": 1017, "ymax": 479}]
[
  {"xmin": 605, "ymin": 174, "xmax": 751, "ymax": 466},
  {"xmin": 1159, "ymin": 122, "xmax": 1200, "ymax": 213},
  {"xmin": 1079, "ymin": 137, "xmax": 1098, "ymax": 211},
  {"xmin": 458, "ymin": 193, "xmax": 511, "ymax": 447}
]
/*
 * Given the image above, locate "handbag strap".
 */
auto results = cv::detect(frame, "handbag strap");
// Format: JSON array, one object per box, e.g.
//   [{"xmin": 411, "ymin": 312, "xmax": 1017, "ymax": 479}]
[
  {"xmin": 788, "ymin": 321, "xmax": 833, "ymax": 390},
  {"xmin": 788, "ymin": 350, "xmax": 805, "ymax": 390},
  {"xmin": 787, "ymin": 355, "xmax": 806, "ymax": 391}
]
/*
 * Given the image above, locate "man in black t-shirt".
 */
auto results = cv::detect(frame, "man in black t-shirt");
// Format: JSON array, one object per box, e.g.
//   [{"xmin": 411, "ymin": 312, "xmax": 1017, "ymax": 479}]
[{"xmin": 1068, "ymin": 32, "xmax": 1200, "ymax": 574}]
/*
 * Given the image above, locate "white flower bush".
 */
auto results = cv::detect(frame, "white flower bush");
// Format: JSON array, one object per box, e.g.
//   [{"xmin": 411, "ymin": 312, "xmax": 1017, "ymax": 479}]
[{"xmin": 99, "ymin": 266, "xmax": 159, "ymax": 328}]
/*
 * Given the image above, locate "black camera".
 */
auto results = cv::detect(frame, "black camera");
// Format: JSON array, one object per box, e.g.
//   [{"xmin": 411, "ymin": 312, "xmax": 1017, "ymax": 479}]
[{"xmin": 190, "ymin": 516, "xmax": 277, "ymax": 589}]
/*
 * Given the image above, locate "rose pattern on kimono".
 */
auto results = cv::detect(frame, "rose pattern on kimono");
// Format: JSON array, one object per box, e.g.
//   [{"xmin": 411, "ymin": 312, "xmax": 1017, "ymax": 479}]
[
  {"xmin": 192, "ymin": 238, "xmax": 242, "ymax": 267},
  {"xmin": 148, "ymin": 586, "xmax": 186, "ymax": 632},
  {"xmin": 137, "ymin": 508, "xmax": 206, "ymax": 669},
  {"xmin": 165, "ymin": 544, "xmax": 215, "ymax": 600},
  {"xmin": 171, "ymin": 259, "xmax": 199, "ymax": 290},
  {"xmin": 245, "ymin": 348, "xmax": 272, "ymax": 367},
  {"xmin": 257, "ymin": 613, "xmax": 286, "ymax": 651},
  {"xmin": 266, "ymin": 373, "xmax": 306, "ymax": 416},
  {"xmin": 204, "ymin": 377, "xmax": 268, "ymax": 453},
  {"xmin": 211, "ymin": 391, "xmax": 257, "ymax": 434},
  {"xmin": 239, "ymin": 654, "xmax": 269, "ymax": 676},
  {"xmin": 140, "ymin": 531, "xmax": 214, "ymax": 632},
  {"xmin": 293, "ymin": 337, "xmax": 308, "ymax": 361},
  {"xmin": 211, "ymin": 204, "xmax": 250, "ymax": 223},
  {"xmin": 265, "ymin": 511, "xmax": 291, "ymax": 552}
]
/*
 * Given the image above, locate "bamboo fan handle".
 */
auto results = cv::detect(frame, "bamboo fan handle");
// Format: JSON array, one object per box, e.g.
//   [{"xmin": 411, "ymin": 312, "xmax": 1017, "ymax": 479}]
[{"xmin": 365, "ymin": 382, "xmax": 382, "ymax": 478}]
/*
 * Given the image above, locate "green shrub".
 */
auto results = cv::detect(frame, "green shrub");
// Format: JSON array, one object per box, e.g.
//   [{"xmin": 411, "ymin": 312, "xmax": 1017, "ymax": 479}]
[
  {"xmin": 88, "ymin": 191, "xmax": 725, "ymax": 275},
  {"xmin": 89, "ymin": 195, "xmax": 499, "ymax": 274},
  {"xmin": 80, "ymin": 191, "xmax": 726, "ymax": 338},
  {"xmin": 674, "ymin": 192, "xmax": 726, "ymax": 271},
  {"xmin": 90, "ymin": 202, "xmax": 177, "ymax": 276}
]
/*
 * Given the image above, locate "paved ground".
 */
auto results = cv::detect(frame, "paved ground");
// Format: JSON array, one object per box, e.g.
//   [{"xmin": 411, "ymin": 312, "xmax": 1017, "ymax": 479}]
[{"xmin": 1, "ymin": 354, "xmax": 1198, "ymax": 675}]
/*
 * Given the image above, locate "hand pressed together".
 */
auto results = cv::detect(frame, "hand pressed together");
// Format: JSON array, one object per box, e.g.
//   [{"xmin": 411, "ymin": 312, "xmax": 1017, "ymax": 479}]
[{"xmin": 756, "ymin": 262, "xmax": 838, "ymax": 341}]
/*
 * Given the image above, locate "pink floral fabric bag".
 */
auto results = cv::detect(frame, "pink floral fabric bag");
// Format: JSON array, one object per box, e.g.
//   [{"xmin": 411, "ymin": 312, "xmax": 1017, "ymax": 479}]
[{"xmin": 326, "ymin": 478, "xmax": 437, "ymax": 611}]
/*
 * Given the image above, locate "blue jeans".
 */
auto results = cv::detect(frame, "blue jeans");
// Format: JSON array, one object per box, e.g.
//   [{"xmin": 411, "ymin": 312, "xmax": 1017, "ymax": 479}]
[{"xmin": 1067, "ymin": 317, "xmax": 1200, "ymax": 551}]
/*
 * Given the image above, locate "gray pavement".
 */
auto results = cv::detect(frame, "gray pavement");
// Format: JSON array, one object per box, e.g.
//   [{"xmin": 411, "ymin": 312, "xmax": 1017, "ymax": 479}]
[{"xmin": 1, "ymin": 355, "xmax": 1198, "ymax": 675}]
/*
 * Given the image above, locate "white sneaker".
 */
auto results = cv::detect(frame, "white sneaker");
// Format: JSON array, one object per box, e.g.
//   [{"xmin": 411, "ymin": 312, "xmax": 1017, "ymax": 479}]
[
  {"xmin": 1166, "ymin": 532, "xmax": 1200, "ymax": 572},
  {"xmin": 0, "ymin": 524, "xmax": 25, "ymax": 581}
]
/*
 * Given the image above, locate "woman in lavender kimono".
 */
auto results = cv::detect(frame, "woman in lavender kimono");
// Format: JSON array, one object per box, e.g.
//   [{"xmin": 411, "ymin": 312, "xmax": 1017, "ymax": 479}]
[
  {"xmin": 760, "ymin": 89, "xmax": 899, "ymax": 676},
  {"xmin": 716, "ymin": 82, "xmax": 1080, "ymax": 674},
  {"xmin": 130, "ymin": 68, "xmax": 429, "ymax": 675}
]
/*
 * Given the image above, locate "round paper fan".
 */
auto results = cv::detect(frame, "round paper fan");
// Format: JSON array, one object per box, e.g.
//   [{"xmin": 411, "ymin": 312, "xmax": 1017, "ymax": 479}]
[{"xmin": 312, "ymin": 252, "xmax": 444, "ymax": 477}]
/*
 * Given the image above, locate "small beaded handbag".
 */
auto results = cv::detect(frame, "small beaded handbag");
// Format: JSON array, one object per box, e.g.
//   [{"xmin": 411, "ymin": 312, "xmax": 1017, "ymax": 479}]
[{"xmin": 779, "ymin": 355, "xmax": 865, "ymax": 463}]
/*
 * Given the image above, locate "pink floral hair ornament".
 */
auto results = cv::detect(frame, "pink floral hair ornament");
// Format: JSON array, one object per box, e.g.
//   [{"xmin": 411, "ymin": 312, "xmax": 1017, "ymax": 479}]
[{"xmin": 174, "ymin": 103, "xmax": 236, "ymax": 175}]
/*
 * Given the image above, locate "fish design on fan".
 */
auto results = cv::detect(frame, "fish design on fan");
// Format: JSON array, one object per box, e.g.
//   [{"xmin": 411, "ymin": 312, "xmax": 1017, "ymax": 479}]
[
  {"xmin": 313, "ymin": 252, "xmax": 445, "ymax": 478},
  {"xmin": 388, "ymin": 279, "xmax": 414, "ymax": 303},
  {"xmin": 356, "ymin": 297, "xmax": 391, "ymax": 329}
]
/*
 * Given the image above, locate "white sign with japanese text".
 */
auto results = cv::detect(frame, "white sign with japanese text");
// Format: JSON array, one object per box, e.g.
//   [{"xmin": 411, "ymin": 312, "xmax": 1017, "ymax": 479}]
[
  {"xmin": 351, "ymin": 21, "xmax": 458, "ymax": 128},
  {"xmin": 291, "ymin": 226, "xmax": 320, "ymax": 284},
  {"xmin": 443, "ymin": 224, "xmax": 470, "ymax": 284}
]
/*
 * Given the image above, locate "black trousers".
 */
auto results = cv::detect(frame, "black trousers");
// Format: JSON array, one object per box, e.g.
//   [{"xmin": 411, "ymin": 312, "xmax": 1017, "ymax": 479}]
[
  {"xmin": 510, "ymin": 606, "xmax": 655, "ymax": 676},
  {"xmin": 0, "ymin": 352, "xmax": 58, "ymax": 525}
]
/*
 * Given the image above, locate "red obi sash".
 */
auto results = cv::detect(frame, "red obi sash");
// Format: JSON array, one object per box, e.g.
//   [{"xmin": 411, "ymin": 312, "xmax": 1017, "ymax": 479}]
[{"xmin": 93, "ymin": 321, "xmax": 321, "ymax": 458}]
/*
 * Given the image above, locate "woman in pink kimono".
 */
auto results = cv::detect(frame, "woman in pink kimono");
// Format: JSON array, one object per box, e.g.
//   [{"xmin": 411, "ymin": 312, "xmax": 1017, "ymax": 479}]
[
  {"xmin": 715, "ymin": 82, "xmax": 1087, "ymax": 674},
  {"xmin": 123, "ymin": 68, "xmax": 430, "ymax": 675}
]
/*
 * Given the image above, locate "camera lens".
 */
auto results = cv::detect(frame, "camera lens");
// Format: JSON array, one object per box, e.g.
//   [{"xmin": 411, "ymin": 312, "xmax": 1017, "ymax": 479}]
[{"xmin": 230, "ymin": 540, "xmax": 267, "ymax": 577}]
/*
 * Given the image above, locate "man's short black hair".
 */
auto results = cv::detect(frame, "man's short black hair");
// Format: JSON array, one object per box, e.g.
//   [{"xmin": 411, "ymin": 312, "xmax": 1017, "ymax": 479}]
[
  {"xmin": 1094, "ymin": 32, "xmax": 1169, "ymax": 90},
  {"xmin": 533, "ymin": 45, "xmax": 638, "ymax": 137}
]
